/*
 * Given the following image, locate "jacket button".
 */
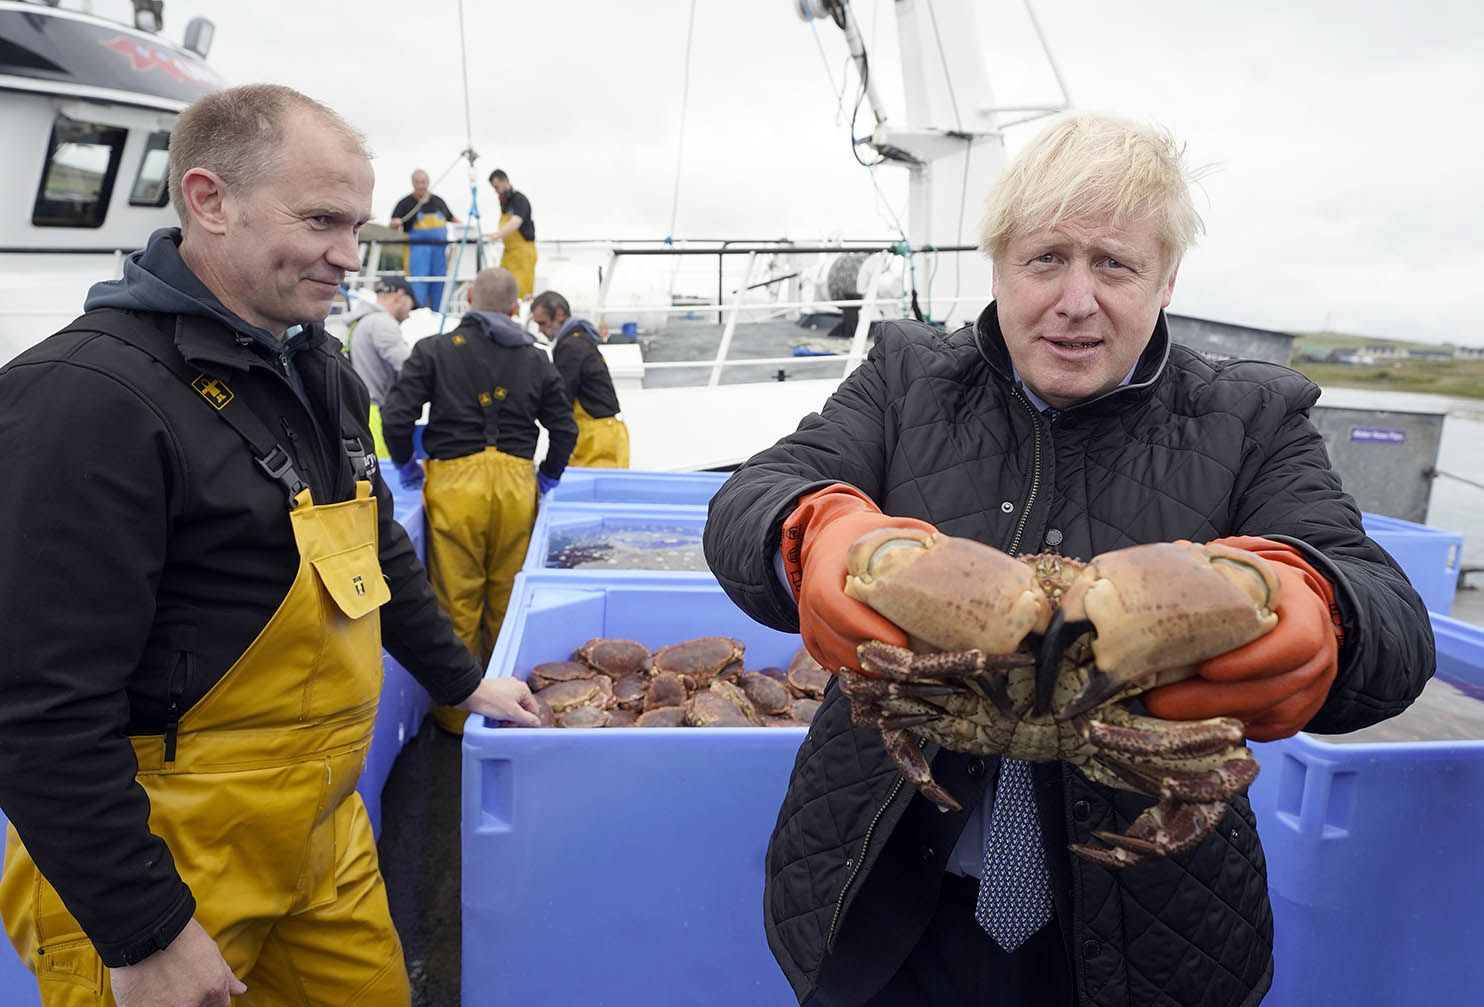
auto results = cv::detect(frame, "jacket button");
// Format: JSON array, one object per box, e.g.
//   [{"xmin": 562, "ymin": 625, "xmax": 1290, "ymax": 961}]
[
  {"xmin": 966, "ymin": 758, "xmax": 986, "ymax": 778},
  {"xmin": 1072, "ymin": 800, "xmax": 1091, "ymax": 822},
  {"xmin": 1000, "ymin": 501, "xmax": 1014, "ymax": 513},
  {"xmin": 919, "ymin": 845, "xmax": 936, "ymax": 863},
  {"xmin": 1045, "ymin": 528, "xmax": 1064, "ymax": 547},
  {"xmin": 1083, "ymin": 940, "xmax": 1101, "ymax": 960}
]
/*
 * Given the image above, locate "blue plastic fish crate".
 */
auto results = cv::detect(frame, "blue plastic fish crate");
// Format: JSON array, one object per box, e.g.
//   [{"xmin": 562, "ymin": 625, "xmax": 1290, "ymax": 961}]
[
  {"xmin": 1360, "ymin": 512, "xmax": 1463, "ymax": 615},
  {"xmin": 462, "ymin": 573, "xmax": 805, "ymax": 1006},
  {"xmin": 544, "ymin": 467, "xmax": 729, "ymax": 506},
  {"xmin": 1249, "ymin": 611, "xmax": 1484, "ymax": 1006},
  {"xmin": 522, "ymin": 501, "xmax": 712, "ymax": 577},
  {"xmin": 356, "ymin": 480, "xmax": 431, "ymax": 838},
  {"xmin": 0, "ymin": 813, "xmax": 38, "ymax": 1006}
]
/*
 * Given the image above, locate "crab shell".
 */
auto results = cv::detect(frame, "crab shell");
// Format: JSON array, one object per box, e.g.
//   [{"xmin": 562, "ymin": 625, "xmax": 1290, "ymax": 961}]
[
  {"xmin": 652, "ymin": 636, "xmax": 745, "ymax": 687},
  {"xmin": 536, "ymin": 676, "xmax": 614, "ymax": 715},
  {"xmin": 573, "ymin": 638, "xmax": 653, "ymax": 678},
  {"xmin": 528, "ymin": 660, "xmax": 599, "ymax": 692},
  {"xmin": 738, "ymin": 671, "xmax": 793, "ymax": 716},
  {"xmin": 785, "ymin": 648, "xmax": 830, "ymax": 698}
]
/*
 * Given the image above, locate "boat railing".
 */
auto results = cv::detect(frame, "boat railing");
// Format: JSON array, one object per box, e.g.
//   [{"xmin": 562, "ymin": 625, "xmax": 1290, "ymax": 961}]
[{"xmin": 355, "ymin": 236, "xmax": 985, "ymax": 387}]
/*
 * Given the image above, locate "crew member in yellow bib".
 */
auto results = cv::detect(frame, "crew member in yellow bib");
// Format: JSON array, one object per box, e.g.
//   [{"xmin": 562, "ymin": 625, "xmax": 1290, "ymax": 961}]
[
  {"xmin": 382, "ymin": 267, "xmax": 578, "ymax": 735},
  {"xmin": 486, "ymin": 169, "xmax": 537, "ymax": 298},
  {"xmin": 531, "ymin": 290, "xmax": 630, "ymax": 468},
  {"xmin": 0, "ymin": 85, "xmax": 539, "ymax": 1007}
]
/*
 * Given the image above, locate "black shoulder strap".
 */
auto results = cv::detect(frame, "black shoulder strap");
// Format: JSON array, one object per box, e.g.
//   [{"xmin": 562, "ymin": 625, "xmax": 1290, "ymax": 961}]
[{"xmin": 61, "ymin": 310, "xmax": 311, "ymax": 508}]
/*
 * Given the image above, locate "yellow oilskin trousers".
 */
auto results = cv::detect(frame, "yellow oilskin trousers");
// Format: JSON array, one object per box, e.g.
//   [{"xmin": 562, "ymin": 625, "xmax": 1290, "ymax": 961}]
[
  {"xmin": 570, "ymin": 400, "xmax": 630, "ymax": 468},
  {"xmin": 498, "ymin": 216, "xmax": 537, "ymax": 298},
  {"xmin": 423, "ymin": 447, "xmax": 537, "ymax": 734},
  {"xmin": 1, "ymin": 481, "xmax": 409, "ymax": 1006}
]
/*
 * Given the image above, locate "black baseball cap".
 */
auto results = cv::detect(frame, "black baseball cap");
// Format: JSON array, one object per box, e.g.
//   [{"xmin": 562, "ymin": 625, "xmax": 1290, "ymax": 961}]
[{"xmin": 375, "ymin": 277, "xmax": 419, "ymax": 308}]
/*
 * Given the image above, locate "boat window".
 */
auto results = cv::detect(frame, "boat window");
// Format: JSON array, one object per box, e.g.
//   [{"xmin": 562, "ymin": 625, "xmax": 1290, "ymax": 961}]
[
  {"xmin": 128, "ymin": 131, "xmax": 172, "ymax": 208},
  {"xmin": 32, "ymin": 115, "xmax": 128, "ymax": 228}
]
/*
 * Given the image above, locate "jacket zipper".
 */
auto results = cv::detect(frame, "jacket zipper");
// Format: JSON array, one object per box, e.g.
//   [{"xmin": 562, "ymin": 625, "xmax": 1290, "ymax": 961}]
[
  {"xmin": 1005, "ymin": 386, "xmax": 1045, "ymax": 558},
  {"xmin": 162, "ymin": 650, "xmax": 192, "ymax": 765},
  {"xmin": 825, "ymin": 754, "xmax": 913, "ymax": 949}
]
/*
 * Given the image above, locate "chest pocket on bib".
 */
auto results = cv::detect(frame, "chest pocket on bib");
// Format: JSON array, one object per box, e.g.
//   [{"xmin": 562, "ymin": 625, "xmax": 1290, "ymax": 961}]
[{"xmin": 310, "ymin": 543, "xmax": 391, "ymax": 621}]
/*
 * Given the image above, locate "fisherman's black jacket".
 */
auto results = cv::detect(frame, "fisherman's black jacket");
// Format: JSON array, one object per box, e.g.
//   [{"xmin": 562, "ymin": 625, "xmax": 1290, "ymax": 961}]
[
  {"xmin": 703, "ymin": 305, "xmax": 1435, "ymax": 1007},
  {"xmin": 553, "ymin": 324, "xmax": 622, "ymax": 419},
  {"xmin": 0, "ymin": 307, "xmax": 483, "ymax": 967},
  {"xmin": 380, "ymin": 312, "xmax": 578, "ymax": 476}
]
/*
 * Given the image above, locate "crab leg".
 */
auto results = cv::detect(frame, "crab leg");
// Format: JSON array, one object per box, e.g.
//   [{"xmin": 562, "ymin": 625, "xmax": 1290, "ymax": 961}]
[{"xmin": 1071, "ymin": 798, "xmax": 1233, "ymax": 869}]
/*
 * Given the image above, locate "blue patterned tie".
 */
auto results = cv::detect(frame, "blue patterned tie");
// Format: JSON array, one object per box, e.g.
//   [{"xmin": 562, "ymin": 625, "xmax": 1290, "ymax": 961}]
[{"xmin": 975, "ymin": 758, "xmax": 1054, "ymax": 952}]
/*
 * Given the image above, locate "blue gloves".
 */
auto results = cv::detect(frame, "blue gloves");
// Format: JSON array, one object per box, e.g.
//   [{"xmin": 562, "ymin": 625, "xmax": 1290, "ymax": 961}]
[
  {"xmin": 537, "ymin": 471, "xmax": 561, "ymax": 496},
  {"xmin": 395, "ymin": 458, "xmax": 424, "ymax": 490}
]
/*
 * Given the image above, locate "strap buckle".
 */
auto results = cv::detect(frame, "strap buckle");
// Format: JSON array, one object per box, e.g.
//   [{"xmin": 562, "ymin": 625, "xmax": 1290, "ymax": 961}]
[{"xmin": 256, "ymin": 446, "xmax": 309, "ymax": 508}]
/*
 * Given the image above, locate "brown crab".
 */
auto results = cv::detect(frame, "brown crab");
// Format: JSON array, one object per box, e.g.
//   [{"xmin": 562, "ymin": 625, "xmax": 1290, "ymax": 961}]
[
  {"xmin": 839, "ymin": 529, "xmax": 1279, "ymax": 868},
  {"xmin": 685, "ymin": 680, "xmax": 762, "ymax": 727},
  {"xmin": 573, "ymin": 638, "xmax": 652, "ymax": 678},
  {"xmin": 652, "ymin": 637, "xmax": 745, "ymax": 689}
]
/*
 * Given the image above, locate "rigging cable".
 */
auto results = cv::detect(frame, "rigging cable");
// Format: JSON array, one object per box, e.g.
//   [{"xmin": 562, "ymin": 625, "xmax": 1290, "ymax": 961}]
[
  {"xmin": 666, "ymin": 0, "xmax": 699, "ymax": 243},
  {"xmin": 925, "ymin": 0, "xmax": 970, "ymax": 318},
  {"xmin": 437, "ymin": 0, "xmax": 486, "ymax": 329},
  {"xmin": 664, "ymin": 0, "xmax": 700, "ymax": 304}
]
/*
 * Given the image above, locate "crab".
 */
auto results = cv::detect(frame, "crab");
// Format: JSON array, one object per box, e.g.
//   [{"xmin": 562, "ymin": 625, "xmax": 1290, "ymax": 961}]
[
  {"xmin": 738, "ymin": 671, "xmax": 793, "ymax": 717},
  {"xmin": 528, "ymin": 660, "xmax": 599, "ymax": 692},
  {"xmin": 573, "ymin": 638, "xmax": 652, "ymax": 678},
  {"xmin": 838, "ymin": 528, "xmax": 1279, "ymax": 868},
  {"xmin": 785, "ymin": 647, "xmax": 830, "ymax": 699},
  {"xmin": 652, "ymin": 636, "xmax": 745, "ymax": 688},
  {"xmin": 685, "ymin": 680, "xmax": 761, "ymax": 727}
]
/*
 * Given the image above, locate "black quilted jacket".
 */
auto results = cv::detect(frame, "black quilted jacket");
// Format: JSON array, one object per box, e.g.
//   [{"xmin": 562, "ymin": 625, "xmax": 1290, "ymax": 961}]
[{"xmin": 703, "ymin": 306, "xmax": 1434, "ymax": 1007}]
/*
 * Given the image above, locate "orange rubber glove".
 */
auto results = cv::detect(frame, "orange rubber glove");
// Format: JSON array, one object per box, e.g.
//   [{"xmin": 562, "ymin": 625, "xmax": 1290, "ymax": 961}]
[
  {"xmin": 782, "ymin": 485, "xmax": 937, "ymax": 675},
  {"xmin": 1144, "ymin": 536, "xmax": 1345, "ymax": 742}
]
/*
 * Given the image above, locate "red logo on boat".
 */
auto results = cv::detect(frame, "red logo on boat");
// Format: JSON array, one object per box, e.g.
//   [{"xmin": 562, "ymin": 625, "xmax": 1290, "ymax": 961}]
[{"xmin": 99, "ymin": 35, "xmax": 214, "ymax": 87}]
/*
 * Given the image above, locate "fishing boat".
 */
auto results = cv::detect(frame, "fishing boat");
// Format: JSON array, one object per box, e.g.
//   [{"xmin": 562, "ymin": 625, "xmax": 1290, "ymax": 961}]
[{"xmin": 1, "ymin": 2, "xmax": 1481, "ymax": 1006}]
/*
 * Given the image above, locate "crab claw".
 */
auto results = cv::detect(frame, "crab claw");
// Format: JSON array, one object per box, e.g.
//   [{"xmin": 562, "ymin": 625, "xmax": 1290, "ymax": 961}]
[
  {"xmin": 845, "ymin": 529, "xmax": 1053, "ymax": 655},
  {"xmin": 1047, "ymin": 541, "xmax": 1282, "ymax": 722},
  {"xmin": 1036, "ymin": 609, "xmax": 1092, "ymax": 717}
]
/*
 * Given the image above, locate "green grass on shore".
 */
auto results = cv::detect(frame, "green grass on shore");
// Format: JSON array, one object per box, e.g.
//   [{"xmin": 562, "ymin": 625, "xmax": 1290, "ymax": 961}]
[{"xmin": 1291, "ymin": 359, "xmax": 1484, "ymax": 400}]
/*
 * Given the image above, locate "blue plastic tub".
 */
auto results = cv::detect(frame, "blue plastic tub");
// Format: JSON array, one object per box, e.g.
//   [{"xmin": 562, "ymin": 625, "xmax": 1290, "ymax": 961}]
[
  {"xmin": 462, "ymin": 573, "xmax": 805, "ymax": 1006},
  {"xmin": 0, "ymin": 812, "xmax": 38, "ymax": 1006},
  {"xmin": 1360, "ymin": 512, "xmax": 1463, "ymax": 615},
  {"xmin": 355, "ymin": 480, "xmax": 431, "ymax": 838},
  {"xmin": 1249, "ymin": 611, "xmax": 1484, "ymax": 1007},
  {"xmin": 544, "ymin": 467, "xmax": 729, "ymax": 506},
  {"xmin": 522, "ymin": 501, "xmax": 711, "ymax": 576}
]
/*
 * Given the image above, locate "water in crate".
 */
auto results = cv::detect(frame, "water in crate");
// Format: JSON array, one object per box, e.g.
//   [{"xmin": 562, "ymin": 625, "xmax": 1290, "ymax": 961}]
[{"xmin": 545, "ymin": 523, "xmax": 709, "ymax": 571}]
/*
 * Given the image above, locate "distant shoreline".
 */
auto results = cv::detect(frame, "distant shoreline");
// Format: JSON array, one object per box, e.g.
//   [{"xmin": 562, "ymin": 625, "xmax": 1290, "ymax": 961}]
[{"xmin": 1292, "ymin": 362, "xmax": 1484, "ymax": 402}]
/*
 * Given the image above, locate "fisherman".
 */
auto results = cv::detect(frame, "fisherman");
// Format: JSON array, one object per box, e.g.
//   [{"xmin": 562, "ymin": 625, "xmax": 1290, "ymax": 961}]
[
  {"xmin": 0, "ymin": 84, "xmax": 539, "ymax": 1007},
  {"xmin": 703, "ymin": 111, "xmax": 1435, "ymax": 1007},
  {"xmin": 390, "ymin": 168, "xmax": 460, "ymax": 311},
  {"xmin": 341, "ymin": 275, "xmax": 417, "ymax": 457},
  {"xmin": 486, "ymin": 169, "xmax": 537, "ymax": 298},
  {"xmin": 382, "ymin": 267, "xmax": 578, "ymax": 735},
  {"xmin": 530, "ymin": 289, "xmax": 630, "ymax": 468}
]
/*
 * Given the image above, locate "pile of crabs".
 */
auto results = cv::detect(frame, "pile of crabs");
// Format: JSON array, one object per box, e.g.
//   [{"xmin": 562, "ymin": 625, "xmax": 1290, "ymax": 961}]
[
  {"xmin": 838, "ymin": 528, "xmax": 1282, "ymax": 869},
  {"xmin": 525, "ymin": 637, "xmax": 828, "ymax": 728}
]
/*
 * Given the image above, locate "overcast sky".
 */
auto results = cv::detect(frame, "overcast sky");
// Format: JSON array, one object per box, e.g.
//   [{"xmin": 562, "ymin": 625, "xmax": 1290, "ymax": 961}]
[{"xmin": 141, "ymin": 0, "xmax": 1484, "ymax": 345}]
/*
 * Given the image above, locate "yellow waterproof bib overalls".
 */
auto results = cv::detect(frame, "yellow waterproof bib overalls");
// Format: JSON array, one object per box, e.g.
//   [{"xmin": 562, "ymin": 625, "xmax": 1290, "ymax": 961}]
[
  {"xmin": 423, "ymin": 447, "xmax": 536, "ymax": 735},
  {"xmin": 497, "ymin": 213, "xmax": 537, "ymax": 298},
  {"xmin": 569, "ymin": 400, "xmax": 630, "ymax": 469},
  {"xmin": 0, "ymin": 341, "xmax": 410, "ymax": 1005}
]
